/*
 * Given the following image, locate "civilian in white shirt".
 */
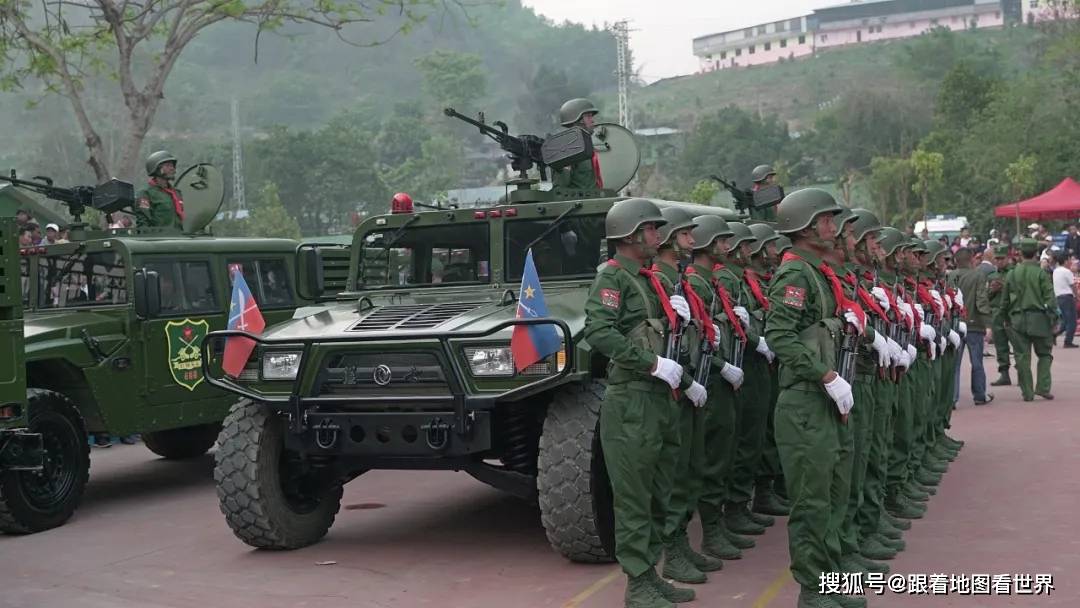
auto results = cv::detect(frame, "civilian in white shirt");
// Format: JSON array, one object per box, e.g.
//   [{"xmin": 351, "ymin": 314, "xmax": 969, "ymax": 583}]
[{"xmin": 1052, "ymin": 252, "xmax": 1077, "ymax": 348}]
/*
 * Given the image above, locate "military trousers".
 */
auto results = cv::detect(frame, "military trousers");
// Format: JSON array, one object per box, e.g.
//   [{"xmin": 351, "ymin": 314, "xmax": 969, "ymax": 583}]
[
  {"xmin": 992, "ymin": 319, "xmax": 1012, "ymax": 374},
  {"xmin": 907, "ymin": 356, "xmax": 934, "ymax": 479},
  {"xmin": 859, "ymin": 374, "xmax": 896, "ymax": 538},
  {"xmin": 776, "ymin": 386, "xmax": 852, "ymax": 591},
  {"xmin": 600, "ymin": 381, "xmax": 681, "ymax": 577},
  {"xmin": 887, "ymin": 369, "xmax": 915, "ymax": 494},
  {"xmin": 757, "ymin": 364, "xmax": 784, "ymax": 496},
  {"xmin": 1007, "ymin": 330, "xmax": 1054, "ymax": 400},
  {"xmin": 698, "ymin": 379, "xmax": 738, "ymax": 516},
  {"xmin": 663, "ymin": 400, "xmax": 706, "ymax": 541},
  {"xmin": 840, "ymin": 373, "xmax": 877, "ymax": 556},
  {"xmin": 729, "ymin": 354, "xmax": 771, "ymax": 505}
]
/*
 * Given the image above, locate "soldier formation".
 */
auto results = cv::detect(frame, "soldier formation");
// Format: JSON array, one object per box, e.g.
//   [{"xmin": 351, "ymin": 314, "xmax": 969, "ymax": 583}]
[{"xmin": 583, "ymin": 188, "xmax": 1047, "ymax": 608}]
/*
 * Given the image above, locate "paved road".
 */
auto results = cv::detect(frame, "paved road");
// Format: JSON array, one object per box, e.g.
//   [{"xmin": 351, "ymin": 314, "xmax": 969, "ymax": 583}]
[{"xmin": 2, "ymin": 347, "xmax": 1077, "ymax": 607}]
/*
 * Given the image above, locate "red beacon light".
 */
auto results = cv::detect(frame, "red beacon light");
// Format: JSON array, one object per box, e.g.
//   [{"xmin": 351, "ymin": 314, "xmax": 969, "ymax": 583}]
[{"xmin": 390, "ymin": 192, "xmax": 414, "ymax": 214}]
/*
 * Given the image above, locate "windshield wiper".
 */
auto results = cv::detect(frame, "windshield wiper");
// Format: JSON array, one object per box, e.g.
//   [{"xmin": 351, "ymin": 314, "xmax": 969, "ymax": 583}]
[{"xmin": 525, "ymin": 202, "xmax": 582, "ymax": 251}]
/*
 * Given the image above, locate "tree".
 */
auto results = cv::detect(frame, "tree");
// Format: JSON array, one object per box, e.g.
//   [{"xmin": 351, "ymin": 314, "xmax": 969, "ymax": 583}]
[
  {"xmin": 247, "ymin": 182, "xmax": 301, "ymax": 239},
  {"xmin": 1003, "ymin": 153, "xmax": 1038, "ymax": 236},
  {"xmin": 868, "ymin": 156, "xmax": 915, "ymax": 226},
  {"xmin": 0, "ymin": 0, "xmax": 466, "ymax": 182},
  {"xmin": 936, "ymin": 61, "xmax": 999, "ymax": 128},
  {"xmin": 678, "ymin": 105, "xmax": 790, "ymax": 188},
  {"xmin": 514, "ymin": 64, "xmax": 590, "ymax": 134},
  {"xmin": 911, "ymin": 149, "xmax": 945, "ymax": 229},
  {"xmin": 687, "ymin": 180, "xmax": 720, "ymax": 206},
  {"xmin": 414, "ymin": 50, "xmax": 488, "ymax": 111}
]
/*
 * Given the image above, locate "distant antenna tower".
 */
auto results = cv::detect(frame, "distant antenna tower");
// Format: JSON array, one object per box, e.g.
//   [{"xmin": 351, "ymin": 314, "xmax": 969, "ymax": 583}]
[
  {"xmin": 610, "ymin": 20, "xmax": 637, "ymax": 194},
  {"xmin": 231, "ymin": 99, "xmax": 246, "ymax": 213}
]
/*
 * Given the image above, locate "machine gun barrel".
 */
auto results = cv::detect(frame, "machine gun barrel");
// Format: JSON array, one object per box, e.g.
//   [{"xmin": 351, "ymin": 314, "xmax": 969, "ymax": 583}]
[
  {"xmin": 444, "ymin": 107, "xmax": 547, "ymax": 180},
  {"xmin": 710, "ymin": 174, "xmax": 753, "ymax": 212},
  {"xmin": 1, "ymin": 170, "xmax": 134, "ymax": 225}
]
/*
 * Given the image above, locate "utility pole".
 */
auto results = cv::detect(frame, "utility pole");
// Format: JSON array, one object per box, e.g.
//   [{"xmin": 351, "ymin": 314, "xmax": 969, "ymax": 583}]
[
  {"xmin": 610, "ymin": 20, "xmax": 637, "ymax": 194},
  {"xmin": 231, "ymin": 99, "xmax": 246, "ymax": 215}
]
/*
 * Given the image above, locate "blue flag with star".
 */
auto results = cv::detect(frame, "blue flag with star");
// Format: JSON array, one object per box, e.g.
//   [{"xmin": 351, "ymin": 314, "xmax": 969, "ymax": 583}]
[{"xmin": 510, "ymin": 249, "xmax": 561, "ymax": 372}]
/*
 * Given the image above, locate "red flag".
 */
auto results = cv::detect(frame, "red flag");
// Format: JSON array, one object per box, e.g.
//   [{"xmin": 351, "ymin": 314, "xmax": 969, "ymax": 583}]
[{"xmin": 222, "ymin": 266, "xmax": 265, "ymax": 377}]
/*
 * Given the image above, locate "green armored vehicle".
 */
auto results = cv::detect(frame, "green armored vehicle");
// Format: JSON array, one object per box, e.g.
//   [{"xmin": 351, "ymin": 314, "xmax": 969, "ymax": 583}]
[
  {"xmin": 203, "ymin": 117, "xmax": 740, "ymax": 560},
  {"xmin": 0, "ymin": 166, "xmax": 341, "ymax": 533}
]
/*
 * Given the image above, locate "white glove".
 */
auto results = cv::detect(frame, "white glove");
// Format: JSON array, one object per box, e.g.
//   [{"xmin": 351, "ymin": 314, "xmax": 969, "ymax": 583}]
[
  {"xmin": 756, "ymin": 337, "xmax": 775, "ymax": 363},
  {"xmin": 732, "ymin": 305, "xmax": 750, "ymax": 329},
  {"xmin": 944, "ymin": 294, "xmax": 953, "ymax": 310},
  {"xmin": 958, "ymin": 321, "xmax": 967, "ymax": 336},
  {"xmin": 844, "ymin": 310, "xmax": 865, "ymax": 335},
  {"xmin": 929, "ymin": 340, "xmax": 937, "ymax": 360},
  {"xmin": 651, "ymin": 356, "xmax": 683, "ymax": 389},
  {"xmin": 886, "ymin": 337, "xmax": 903, "ymax": 366},
  {"xmin": 948, "ymin": 330, "xmax": 961, "ymax": 349},
  {"xmin": 897, "ymin": 301, "xmax": 914, "ymax": 324},
  {"xmin": 931, "ymin": 290, "xmax": 944, "ymax": 314},
  {"xmin": 938, "ymin": 336, "xmax": 947, "ymax": 352},
  {"xmin": 720, "ymin": 362, "xmax": 744, "ymax": 390},
  {"xmin": 954, "ymin": 291, "xmax": 965, "ymax": 308},
  {"xmin": 711, "ymin": 324, "xmax": 722, "ymax": 349},
  {"xmin": 906, "ymin": 344, "xmax": 917, "ymax": 362},
  {"xmin": 871, "ymin": 286, "xmax": 890, "ymax": 311},
  {"xmin": 896, "ymin": 348, "xmax": 912, "ymax": 370},
  {"xmin": 685, "ymin": 381, "xmax": 708, "ymax": 408},
  {"xmin": 870, "ymin": 330, "xmax": 889, "ymax": 367},
  {"xmin": 914, "ymin": 303, "xmax": 925, "ymax": 319},
  {"xmin": 824, "ymin": 374, "xmax": 854, "ymax": 416},
  {"xmin": 919, "ymin": 322, "xmax": 937, "ymax": 342},
  {"xmin": 669, "ymin": 295, "xmax": 691, "ymax": 323}
]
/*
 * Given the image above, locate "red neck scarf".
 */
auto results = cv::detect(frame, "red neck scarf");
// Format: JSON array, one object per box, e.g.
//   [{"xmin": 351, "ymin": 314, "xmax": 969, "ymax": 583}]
[
  {"xmin": 591, "ymin": 152, "xmax": 604, "ymax": 189},
  {"xmin": 639, "ymin": 267, "xmax": 677, "ymax": 331},
  {"xmin": 687, "ymin": 266, "xmax": 746, "ymax": 343},
  {"xmin": 150, "ymin": 178, "xmax": 185, "ymax": 220},
  {"xmin": 843, "ymin": 272, "xmax": 887, "ymax": 320},
  {"xmin": 744, "ymin": 268, "xmax": 770, "ymax": 311},
  {"xmin": 783, "ymin": 252, "xmax": 866, "ymax": 327}
]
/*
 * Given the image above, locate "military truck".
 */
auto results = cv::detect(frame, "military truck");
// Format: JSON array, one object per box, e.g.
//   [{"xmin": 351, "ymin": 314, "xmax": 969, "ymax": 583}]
[
  {"xmin": 202, "ymin": 121, "xmax": 741, "ymax": 560},
  {"xmin": 0, "ymin": 166, "xmax": 345, "ymax": 533}
]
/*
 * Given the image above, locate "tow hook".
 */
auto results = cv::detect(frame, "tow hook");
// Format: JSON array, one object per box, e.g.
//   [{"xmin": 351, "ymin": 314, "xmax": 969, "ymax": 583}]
[
  {"xmin": 314, "ymin": 419, "xmax": 340, "ymax": 449},
  {"xmin": 421, "ymin": 417, "xmax": 451, "ymax": 451}
]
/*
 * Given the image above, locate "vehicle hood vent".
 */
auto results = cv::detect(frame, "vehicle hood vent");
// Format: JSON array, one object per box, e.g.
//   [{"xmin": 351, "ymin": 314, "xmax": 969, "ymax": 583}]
[{"xmin": 348, "ymin": 301, "xmax": 487, "ymax": 332}]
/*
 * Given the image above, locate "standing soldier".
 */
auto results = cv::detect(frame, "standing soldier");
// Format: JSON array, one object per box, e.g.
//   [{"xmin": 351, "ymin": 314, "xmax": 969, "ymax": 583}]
[
  {"xmin": 1002, "ymin": 238, "xmax": 1057, "ymax": 402},
  {"xmin": 584, "ymin": 198, "xmax": 699, "ymax": 608},
  {"xmin": 686, "ymin": 215, "xmax": 750, "ymax": 561},
  {"xmin": 765, "ymin": 189, "xmax": 866, "ymax": 608},
  {"xmin": 989, "ymin": 245, "xmax": 1014, "ymax": 386},
  {"xmin": 652, "ymin": 208, "xmax": 724, "ymax": 585},
  {"xmin": 749, "ymin": 164, "xmax": 782, "ymax": 222},
  {"xmin": 134, "ymin": 150, "xmax": 185, "ymax": 230},
  {"xmin": 552, "ymin": 98, "xmax": 604, "ymax": 193}
]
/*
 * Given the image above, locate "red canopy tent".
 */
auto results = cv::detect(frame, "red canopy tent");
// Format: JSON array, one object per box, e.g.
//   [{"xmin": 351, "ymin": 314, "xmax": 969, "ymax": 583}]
[{"xmin": 994, "ymin": 177, "xmax": 1080, "ymax": 221}]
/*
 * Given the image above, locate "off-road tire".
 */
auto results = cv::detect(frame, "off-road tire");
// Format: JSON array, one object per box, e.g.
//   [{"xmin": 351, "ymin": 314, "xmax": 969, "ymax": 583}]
[
  {"xmin": 215, "ymin": 401, "xmax": 342, "ymax": 549},
  {"xmin": 143, "ymin": 423, "xmax": 221, "ymax": 460},
  {"xmin": 0, "ymin": 389, "xmax": 90, "ymax": 534},
  {"xmin": 537, "ymin": 380, "xmax": 614, "ymax": 563}
]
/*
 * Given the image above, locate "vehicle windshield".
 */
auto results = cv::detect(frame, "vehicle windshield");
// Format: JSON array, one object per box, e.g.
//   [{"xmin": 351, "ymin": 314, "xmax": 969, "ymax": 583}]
[
  {"xmin": 504, "ymin": 214, "xmax": 607, "ymax": 281},
  {"xmin": 357, "ymin": 223, "xmax": 491, "ymax": 288},
  {"xmin": 37, "ymin": 251, "xmax": 127, "ymax": 309}
]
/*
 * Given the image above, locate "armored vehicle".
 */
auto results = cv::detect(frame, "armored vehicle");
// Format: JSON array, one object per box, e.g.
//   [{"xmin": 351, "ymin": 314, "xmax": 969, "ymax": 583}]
[
  {"xmin": 0, "ymin": 167, "xmax": 342, "ymax": 533},
  {"xmin": 203, "ymin": 137, "xmax": 739, "ymax": 559}
]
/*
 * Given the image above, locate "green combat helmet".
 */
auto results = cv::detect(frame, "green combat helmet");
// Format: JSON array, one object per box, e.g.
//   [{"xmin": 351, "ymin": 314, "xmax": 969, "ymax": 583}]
[
  {"xmin": 691, "ymin": 215, "xmax": 734, "ymax": 250},
  {"xmin": 850, "ymin": 208, "xmax": 883, "ymax": 242},
  {"xmin": 559, "ymin": 98, "xmax": 599, "ymax": 127},
  {"xmin": 658, "ymin": 207, "xmax": 699, "ymax": 249},
  {"xmin": 775, "ymin": 188, "xmax": 843, "ymax": 234},
  {"xmin": 605, "ymin": 197, "xmax": 666, "ymax": 239},
  {"xmin": 145, "ymin": 150, "xmax": 177, "ymax": 177},
  {"xmin": 726, "ymin": 221, "xmax": 756, "ymax": 253},
  {"xmin": 923, "ymin": 239, "xmax": 948, "ymax": 262},
  {"xmin": 774, "ymin": 235, "xmax": 793, "ymax": 254},
  {"xmin": 877, "ymin": 227, "xmax": 908, "ymax": 257},
  {"xmin": 908, "ymin": 237, "xmax": 929, "ymax": 253},
  {"xmin": 751, "ymin": 164, "xmax": 776, "ymax": 183},
  {"xmin": 748, "ymin": 223, "xmax": 779, "ymax": 255},
  {"xmin": 834, "ymin": 207, "xmax": 856, "ymax": 237}
]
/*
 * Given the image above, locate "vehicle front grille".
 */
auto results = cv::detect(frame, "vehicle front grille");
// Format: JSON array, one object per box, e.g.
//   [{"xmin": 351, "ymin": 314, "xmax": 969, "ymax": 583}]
[
  {"xmin": 348, "ymin": 301, "xmax": 485, "ymax": 332},
  {"xmin": 316, "ymin": 351, "xmax": 452, "ymax": 399}
]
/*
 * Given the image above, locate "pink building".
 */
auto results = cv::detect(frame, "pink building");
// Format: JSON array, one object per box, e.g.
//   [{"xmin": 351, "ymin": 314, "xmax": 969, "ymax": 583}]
[{"xmin": 693, "ymin": 0, "xmax": 1011, "ymax": 73}]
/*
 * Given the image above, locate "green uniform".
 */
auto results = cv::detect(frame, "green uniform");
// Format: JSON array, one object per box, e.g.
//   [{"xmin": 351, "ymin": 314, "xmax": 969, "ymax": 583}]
[
  {"xmin": 134, "ymin": 180, "xmax": 184, "ymax": 230},
  {"xmin": 584, "ymin": 254, "xmax": 688, "ymax": 577},
  {"xmin": 552, "ymin": 156, "xmax": 603, "ymax": 194},
  {"xmin": 765, "ymin": 247, "xmax": 851, "ymax": 592},
  {"xmin": 988, "ymin": 265, "xmax": 1012, "ymax": 377},
  {"xmin": 1002, "ymin": 260, "xmax": 1057, "ymax": 400}
]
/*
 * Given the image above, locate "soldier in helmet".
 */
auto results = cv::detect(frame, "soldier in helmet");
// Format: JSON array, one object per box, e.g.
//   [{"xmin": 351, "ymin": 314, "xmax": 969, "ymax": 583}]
[
  {"xmin": 1002, "ymin": 237, "xmax": 1057, "ymax": 401},
  {"xmin": 583, "ymin": 198, "xmax": 700, "ymax": 607},
  {"xmin": 552, "ymin": 98, "xmax": 605, "ymax": 193},
  {"xmin": 749, "ymin": 164, "xmax": 782, "ymax": 222},
  {"xmin": 765, "ymin": 188, "xmax": 867, "ymax": 608},
  {"xmin": 134, "ymin": 150, "xmax": 185, "ymax": 230}
]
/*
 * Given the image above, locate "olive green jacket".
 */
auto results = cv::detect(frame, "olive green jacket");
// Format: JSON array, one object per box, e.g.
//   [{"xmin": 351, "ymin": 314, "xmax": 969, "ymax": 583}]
[
  {"xmin": 134, "ymin": 181, "xmax": 184, "ymax": 230},
  {"xmin": 953, "ymin": 267, "xmax": 992, "ymax": 332},
  {"xmin": 765, "ymin": 247, "xmax": 838, "ymax": 389}
]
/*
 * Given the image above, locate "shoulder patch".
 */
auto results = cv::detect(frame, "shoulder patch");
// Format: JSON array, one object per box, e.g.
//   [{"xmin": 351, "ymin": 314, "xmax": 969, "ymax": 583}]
[
  {"xmin": 138, "ymin": 196, "xmax": 151, "ymax": 209},
  {"xmin": 599, "ymin": 288, "xmax": 621, "ymax": 309},
  {"xmin": 782, "ymin": 285, "xmax": 806, "ymax": 309}
]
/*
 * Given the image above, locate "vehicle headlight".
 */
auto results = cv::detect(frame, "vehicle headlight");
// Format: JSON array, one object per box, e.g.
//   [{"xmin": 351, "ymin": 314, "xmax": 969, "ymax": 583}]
[
  {"xmin": 464, "ymin": 346, "xmax": 515, "ymax": 377},
  {"xmin": 262, "ymin": 351, "xmax": 303, "ymax": 380}
]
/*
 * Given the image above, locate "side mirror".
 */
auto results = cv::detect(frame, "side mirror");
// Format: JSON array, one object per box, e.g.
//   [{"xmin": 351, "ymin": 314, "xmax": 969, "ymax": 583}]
[
  {"xmin": 296, "ymin": 245, "xmax": 325, "ymax": 301},
  {"xmin": 134, "ymin": 269, "xmax": 161, "ymax": 318}
]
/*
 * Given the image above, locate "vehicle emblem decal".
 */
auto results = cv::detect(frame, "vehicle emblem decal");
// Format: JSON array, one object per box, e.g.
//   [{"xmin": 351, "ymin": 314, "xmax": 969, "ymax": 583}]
[
  {"xmin": 373, "ymin": 364, "xmax": 393, "ymax": 386},
  {"xmin": 165, "ymin": 318, "xmax": 210, "ymax": 391}
]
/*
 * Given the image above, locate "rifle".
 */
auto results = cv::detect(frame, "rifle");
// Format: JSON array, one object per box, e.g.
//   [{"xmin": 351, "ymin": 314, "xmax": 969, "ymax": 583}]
[
  {"xmin": 728, "ymin": 286, "xmax": 746, "ymax": 369},
  {"xmin": 710, "ymin": 175, "xmax": 754, "ymax": 212},
  {"xmin": 665, "ymin": 262, "xmax": 688, "ymax": 361},
  {"xmin": 694, "ymin": 276, "xmax": 720, "ymax": 387},
  {"xmin": 1, "ymin": 170, "xmax": 134, "ymax": 225},
  {"xmin": 443, "ymin": 108, "xmax": 591, "ymax": 182}
]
